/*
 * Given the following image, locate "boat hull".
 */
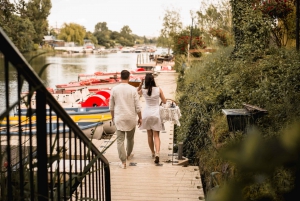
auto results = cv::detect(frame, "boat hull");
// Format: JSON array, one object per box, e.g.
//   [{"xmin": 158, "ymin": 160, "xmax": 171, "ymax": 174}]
[
  {"xmin": 0, "ymin": 122, "xmax": 104, "ymax": 140},
  {"xmin": 15, "ymin": 106, "xmax": 110, "ymax": 116},
  {"xmin": 77, "ymin": 71, "xmax": 155, "ymax": 81},
  {"xmin": 1, "ymin": 113, "xmax": 112, "ymax": 127},
  {"xmin": 55, "ymin": 82, "xmax": 119, "ymax": 91}
]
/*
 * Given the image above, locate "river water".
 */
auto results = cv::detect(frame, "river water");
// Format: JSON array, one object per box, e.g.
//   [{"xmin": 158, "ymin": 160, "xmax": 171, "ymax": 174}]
[
  {"xmin": 33, "ymin": 51, "xmax": 139, "ymax": 88},
  {"xmin": 0, "ymin": 49, "xmax": 166, "ymax": 113}
]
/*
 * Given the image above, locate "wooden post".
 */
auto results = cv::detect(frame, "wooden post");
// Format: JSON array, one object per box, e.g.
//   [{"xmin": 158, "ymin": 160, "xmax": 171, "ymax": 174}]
[
  {"xmin": 297, "ymin": 0, "xmax": 299, "ymax": 51},
  {"xmin": 178, "ymin": 142, "xmax": 183, "ymax": 160},
  {"xmin": 187, "ymin": 44, "xmax": 190, "ymax": 64}
]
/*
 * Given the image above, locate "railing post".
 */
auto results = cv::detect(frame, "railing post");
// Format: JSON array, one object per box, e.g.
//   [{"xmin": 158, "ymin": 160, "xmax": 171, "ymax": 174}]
[
  {"xmin": 36, "ymin": 91, "xmax": 48, "ymax": 201},
  {"xmin": 178, "ymin": 142, "xmax": 183, "ymax": 160}
]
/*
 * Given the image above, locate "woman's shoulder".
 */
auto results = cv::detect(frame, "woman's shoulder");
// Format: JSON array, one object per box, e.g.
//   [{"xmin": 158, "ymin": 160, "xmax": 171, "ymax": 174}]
[{"xmin": 155, "ymin": 86, "xmax": 161, "ymax": 91}]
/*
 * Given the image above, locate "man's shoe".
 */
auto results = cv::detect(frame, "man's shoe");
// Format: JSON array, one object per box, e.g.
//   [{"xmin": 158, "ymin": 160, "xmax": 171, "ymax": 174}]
[{"xmin": 119, "ymin": 163, "xmax": 126, "ymax": 169}]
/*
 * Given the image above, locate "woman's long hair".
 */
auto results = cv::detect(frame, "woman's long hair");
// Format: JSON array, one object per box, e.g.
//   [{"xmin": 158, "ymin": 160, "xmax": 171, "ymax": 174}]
[{"xmin": 144, "ymin": 73, "xmax": 156, "ymax": 96}]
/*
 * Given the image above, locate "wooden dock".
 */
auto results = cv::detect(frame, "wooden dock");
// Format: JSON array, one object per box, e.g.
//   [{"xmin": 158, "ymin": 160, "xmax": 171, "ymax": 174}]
[
  {"xmin": 92, "ymin": 72, "xmax": 205, "ymax": 200},
  {"xmin": 136, "ymin": 53, "xmax": 175, "ymax": 70}
]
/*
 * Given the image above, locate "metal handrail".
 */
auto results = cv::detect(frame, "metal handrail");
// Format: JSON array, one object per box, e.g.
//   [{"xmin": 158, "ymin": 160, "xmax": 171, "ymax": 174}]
[{"xmin": 0, "ymin": 27, "xmax": 111, "ymax": 200}]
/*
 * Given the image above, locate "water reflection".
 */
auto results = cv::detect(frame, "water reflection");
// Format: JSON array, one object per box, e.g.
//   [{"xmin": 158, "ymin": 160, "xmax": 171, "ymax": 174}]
[
  {"xmin": 0, "ymin": 51, "xmax": 141, "ymax": 112},
  {"xmin": 43, "ymin": 52, "xmax": 138, "ymax": 88}
]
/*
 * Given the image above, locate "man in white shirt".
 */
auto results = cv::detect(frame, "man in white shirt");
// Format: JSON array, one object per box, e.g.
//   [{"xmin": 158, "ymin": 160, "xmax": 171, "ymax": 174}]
[{"xmin": 109, "ymin": 70, "xmax": 142, "ymax": 169}]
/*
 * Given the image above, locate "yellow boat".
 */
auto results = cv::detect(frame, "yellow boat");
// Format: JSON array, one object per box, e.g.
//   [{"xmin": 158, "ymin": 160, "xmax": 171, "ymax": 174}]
[{"xmin": 1, "ymin": 113, "xmax": 112, "ymax": 125}]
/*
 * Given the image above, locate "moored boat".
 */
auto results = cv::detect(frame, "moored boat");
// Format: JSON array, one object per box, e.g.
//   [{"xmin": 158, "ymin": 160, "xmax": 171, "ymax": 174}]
[
  {"xmin": 20, "ymin": 88, "xmax": 111, "ymax": 109},
  {"xmin": 15, "ymin": 106, "xmax": 110, "ymax": 116},
  {"xmin": 155, "ymin": 65, "xmax": 176, "ymax": 73},
  {"xmin": 78, "ymin": 70, "xmax": 155, "ymax": 81},
  {"xmin": 78, "ymin": 71, "xmax": 121, "ymax": 81},
  {"xmin": 2, "ymin": 113, "xmax": 112, "ymax": 126},
  {"xmin": 55, "ymin": 78, "xmax": 120, "ymax": 91},
  {"xmin": 130, "ymin": 68, "xmax": 158, "ymax": 76},
  {"xmin": 0, "ymin": 121, "xmax": 104, "ymax": 140}
]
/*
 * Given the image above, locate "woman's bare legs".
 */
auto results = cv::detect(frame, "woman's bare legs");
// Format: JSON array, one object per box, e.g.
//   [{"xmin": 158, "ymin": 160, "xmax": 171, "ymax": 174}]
[
  {"xmin": 153, "ymin": 131, "xmax": 160, "ymax": 154},
  {"xmin": 147, "ymin": 130, "xmax": 155, "ymax": 157},
  {"xmin": 153, "ymin": 130, "xmax": 160, "ymax": 163}
]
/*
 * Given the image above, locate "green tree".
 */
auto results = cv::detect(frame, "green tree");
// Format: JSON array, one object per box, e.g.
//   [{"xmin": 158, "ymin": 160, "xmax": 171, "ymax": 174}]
[
  {"xmin": 197, "ymin": 1, "xmax": 233, "ymax": 47},
  {"xmin": 0, "ymin": 0, "xmax": 36, "ymax": 52},
  {"xmin": 58, "ymin": 23, "xmax": 86, "ymax": 45},
  {"xmin": 157, "ymin": 8, "xmax": 182, "ymax": 54},
  {"xmin": 230, "ymin": 0, "xmax": 271, "ymax": 59},
  {"xmin": 26, "ymin": 0, "xmax": 51, "ymax": 45},
  {"xmin": 143, "ymin": 36, "xmax": 148, "ymax": 44},
  {"xmin": 120, "ymin": 25, "xmax": 132, "ymax": 36},
  {"xmin": 110, "ymin": 31, "xmax": 120, "ymax": 40},
  {"xmin": 0, "ymin": 0, "xmax": 16, "ymax": 33},
  {"xmin": 119, "ymin": 25, "xmax": 134, "ymax": 45},
  {"xmin": 173, "ymin": 27, "xmax": 205, "ymax": 56},
  {"xmin": 9, "ymin": 15, "xmax": 36, "ymax": 52},
  {"xmin": 120, "ymin": 25, "xmax": 135, "ymax": 46},
  {"xmin": 254, "ymin": 0, "xmax": 295, "ymax": 47},
  {"xmin": 93, "ymin": 22, "xmax": 113, "ymax": 48},
  {"xmin": 85, "ymin": 31, "xmax": 98, "ymax": 46}
]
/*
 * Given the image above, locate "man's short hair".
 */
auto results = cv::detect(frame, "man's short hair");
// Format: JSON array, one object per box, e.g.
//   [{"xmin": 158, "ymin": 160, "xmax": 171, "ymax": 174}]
[{"xmin": 121, "ymin": 70, "xmax": 130, "ymax": 80}]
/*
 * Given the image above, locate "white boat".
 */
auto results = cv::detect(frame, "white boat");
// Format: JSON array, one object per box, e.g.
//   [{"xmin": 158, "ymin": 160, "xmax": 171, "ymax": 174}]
[
  {"xmin": 155, "ymin": 65, "xmax": 176, "ymax": 73},
  {"xmin": 121, "ymin": 47, "xmax": 134, "ymax": 53},
  {"xmin": 20, "ymin": 87, "xmax": 94, "ymax": 108}
]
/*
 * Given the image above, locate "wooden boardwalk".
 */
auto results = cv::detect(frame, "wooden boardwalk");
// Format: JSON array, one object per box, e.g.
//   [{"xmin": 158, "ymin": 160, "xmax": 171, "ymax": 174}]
[{"xmin": 93, "ymin": 72, "xmax": 205, "ymax": 201}]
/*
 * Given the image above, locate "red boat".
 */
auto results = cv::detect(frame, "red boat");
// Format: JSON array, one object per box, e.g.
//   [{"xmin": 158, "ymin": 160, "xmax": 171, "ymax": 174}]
[
  {"xmin": 78, "ymin": 71, "xmax": 121, "ymax": 81},
  {"xmin": 78, "ymin": 69, "xmax": 156, "ymax": 81},
  {"xmin": 81, "ymin": 90, "xmax": 111, "ymax": 107},
  {"xmin": 56, "ymin": 78, "xmax": 120, "ymax": 91}
]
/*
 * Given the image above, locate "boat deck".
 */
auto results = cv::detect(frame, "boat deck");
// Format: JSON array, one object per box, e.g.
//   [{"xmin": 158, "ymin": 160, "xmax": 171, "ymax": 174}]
[{"xmin": 92, "ymin": 72, "xmax": 205, "ymax": 200}]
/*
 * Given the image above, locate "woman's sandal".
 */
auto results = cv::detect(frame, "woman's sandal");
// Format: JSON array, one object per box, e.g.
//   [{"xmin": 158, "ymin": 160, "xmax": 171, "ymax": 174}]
[{"xmin": 154, "ymin": 154, "xmax": 159, "ymax": 164}]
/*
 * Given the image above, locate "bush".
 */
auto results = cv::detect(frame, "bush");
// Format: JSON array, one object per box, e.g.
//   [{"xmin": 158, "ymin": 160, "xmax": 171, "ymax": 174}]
[
  {"xmin": 33, "ymin": 43, "xmax": 39, "ymax": 51},
  {"xmin": 175, "ymin": 46, "xmax": 300, "ymax": 199}
]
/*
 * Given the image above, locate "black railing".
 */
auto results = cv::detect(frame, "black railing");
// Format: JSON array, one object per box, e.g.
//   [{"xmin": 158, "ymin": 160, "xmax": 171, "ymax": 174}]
[{"xmin": 0, "ymin": 28, "xmax": 111, "ymax": 200}]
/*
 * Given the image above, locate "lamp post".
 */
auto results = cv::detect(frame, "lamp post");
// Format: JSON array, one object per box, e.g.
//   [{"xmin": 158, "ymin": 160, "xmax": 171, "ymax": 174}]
[
  {"xmin": 189, "ymin": 11, "xmax": 196, "ymax": 48},
  {"xmin": 190, "ymin": 17, "xmax": 194, "ymax": 48}
]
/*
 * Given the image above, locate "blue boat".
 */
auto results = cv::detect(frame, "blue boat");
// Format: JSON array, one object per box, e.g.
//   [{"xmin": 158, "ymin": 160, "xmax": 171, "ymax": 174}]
[
  {"xmin": 0, "ymin": 121, "xmax": 104, "ymax": 140},
  {"xmin": 15, "ymin": 106, "xmax": 110, "ymax": 116}
]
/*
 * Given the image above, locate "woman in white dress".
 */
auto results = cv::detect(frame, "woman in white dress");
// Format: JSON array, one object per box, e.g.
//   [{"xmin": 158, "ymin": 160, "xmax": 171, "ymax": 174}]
[{"xmin": 138, "ymin": 73, "xmax": 166, "ymax": 164}]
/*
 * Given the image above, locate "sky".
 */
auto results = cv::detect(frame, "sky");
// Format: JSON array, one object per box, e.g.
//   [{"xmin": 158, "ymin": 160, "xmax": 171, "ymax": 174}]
[{"xmin": 48, "ymin": 0, "xmax": 220, "ymax": 37}]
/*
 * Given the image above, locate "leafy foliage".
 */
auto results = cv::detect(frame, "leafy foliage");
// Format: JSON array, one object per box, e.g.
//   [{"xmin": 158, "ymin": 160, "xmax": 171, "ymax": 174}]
[
  {"xmin": 58, "ymin": 23, "xmax": 86, "ymax": 45},
  {"xmin": 0, "ymin": 0, "xmax": 51, "ymax": 51},
  {"xmin": 175, "ymin": 45, "xmax": 300, "ymax": 200},
  {"xmin": 252, "ymin": 0, "xmax": 296, "ymax": 47},
  {"xmin": 230, "ymin": 0, "xmax": 272, "ymax": 59},
  {"xmin": 3, "ymin": 15, "xmax": 36, "ymax": 52},
  {"xmin": 157, "ymin": 8, "xmax": 183, "ymax": 54},
  {"xmin": 197, "ymin": 1, "xmax": 233, "ymax": 47},
  {"xmin": 26, "ymin": 0, "xmax": 51, "ymax": 44},
  {"xmin": 257, "ymin": 0, "xmax": 293, "ymax": 19},
  {"xmin": 207, "ymin": 123, "xmax": 300, "ymax": 201},
  {"xmin": 173, "ymin": 28, "xmax": 206, "ymax": 55},
  {"xmin": 209, "ymin": 28, "xmax": 230, "ymax": 47}
]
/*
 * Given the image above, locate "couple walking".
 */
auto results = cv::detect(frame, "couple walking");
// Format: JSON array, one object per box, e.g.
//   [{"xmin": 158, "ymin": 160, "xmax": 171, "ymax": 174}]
[{"xmin": 109, "ymin": 70, "xmax": 166, "ymax": 169}]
